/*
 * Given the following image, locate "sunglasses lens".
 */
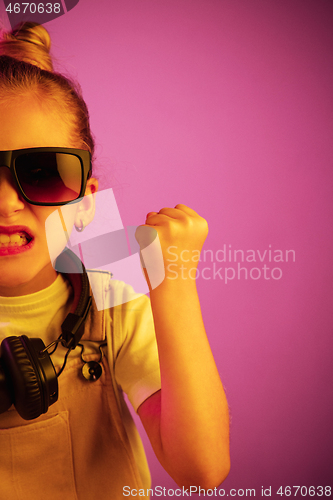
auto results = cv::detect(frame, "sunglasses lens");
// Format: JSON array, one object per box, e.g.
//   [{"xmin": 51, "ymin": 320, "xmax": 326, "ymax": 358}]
[{"xmin": 15, "ymin": 152, "xmax": 83, "ymax": 203}]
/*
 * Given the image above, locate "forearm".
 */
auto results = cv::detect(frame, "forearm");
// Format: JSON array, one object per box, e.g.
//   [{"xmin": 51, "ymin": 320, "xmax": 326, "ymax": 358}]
[
  {"xmin": 147, "ymin": 278, "xmax": 230, "ymax": 487},
  {"xmin": 136, "ymin": 205, "xmax": 230, "ymax": 487}
]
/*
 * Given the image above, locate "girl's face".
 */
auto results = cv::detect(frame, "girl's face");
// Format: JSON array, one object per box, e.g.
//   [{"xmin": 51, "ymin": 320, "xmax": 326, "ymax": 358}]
[{"xmin": 0, "ymin": 97, "xmax": 97, "ymax": 297}]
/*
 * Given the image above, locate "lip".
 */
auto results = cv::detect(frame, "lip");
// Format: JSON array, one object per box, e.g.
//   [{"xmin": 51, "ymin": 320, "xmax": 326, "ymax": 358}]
[{"xmin": 0, "ymin": 225, "xmax": 34, "ymax": 256}]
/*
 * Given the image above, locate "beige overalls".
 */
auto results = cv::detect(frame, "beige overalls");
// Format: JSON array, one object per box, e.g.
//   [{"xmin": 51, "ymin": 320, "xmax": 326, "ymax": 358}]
[{"xmin": 0, "ymin": 295, "xmax": 148, "ymax": 499}]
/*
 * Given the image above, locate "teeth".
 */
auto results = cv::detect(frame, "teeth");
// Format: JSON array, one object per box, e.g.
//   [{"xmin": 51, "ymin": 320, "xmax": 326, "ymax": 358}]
[{"xmin": 0, "ymin": 233, "xmax": 29, "ymax": 247}]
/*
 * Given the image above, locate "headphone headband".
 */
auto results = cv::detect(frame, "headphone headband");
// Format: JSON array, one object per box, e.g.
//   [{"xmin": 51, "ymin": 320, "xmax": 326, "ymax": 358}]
[
  {"xmin": 0, "ymin": 248, "xmax": 93, "ymax": 420},
  {"xmin": 55, "ymin": 248, "xmax": 92, "ymax": 350}
]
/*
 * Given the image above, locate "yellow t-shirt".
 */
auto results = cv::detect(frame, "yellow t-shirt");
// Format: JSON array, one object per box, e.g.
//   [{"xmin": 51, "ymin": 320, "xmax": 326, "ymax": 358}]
[{"xmin": 0, "ymin": 273, "xmax": 161, "ymax": 490}]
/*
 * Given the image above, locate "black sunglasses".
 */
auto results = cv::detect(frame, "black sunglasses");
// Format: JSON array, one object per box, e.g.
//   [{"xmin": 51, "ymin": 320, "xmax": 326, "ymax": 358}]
[{"xmin": 0, "ymin": 147, "xmax": 92, "ymax": 206}]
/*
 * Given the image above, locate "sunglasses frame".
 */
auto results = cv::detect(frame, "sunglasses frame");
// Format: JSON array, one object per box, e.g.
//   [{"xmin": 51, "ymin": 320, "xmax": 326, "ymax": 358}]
[{"xmin": 0, "ymin": 147, "xmax": 92, "ymax": 206}]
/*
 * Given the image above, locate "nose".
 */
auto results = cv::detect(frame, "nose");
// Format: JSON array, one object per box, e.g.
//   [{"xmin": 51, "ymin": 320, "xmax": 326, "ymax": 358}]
[{"xmin": 0, "ymin": 167, "xmax": 25, "ymax": 217}]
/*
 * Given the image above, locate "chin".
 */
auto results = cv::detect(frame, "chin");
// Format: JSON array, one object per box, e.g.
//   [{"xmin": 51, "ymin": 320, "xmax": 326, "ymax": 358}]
[{"xmin": 0, "ymin": 260, "xmax": 57, "ymax": 296}]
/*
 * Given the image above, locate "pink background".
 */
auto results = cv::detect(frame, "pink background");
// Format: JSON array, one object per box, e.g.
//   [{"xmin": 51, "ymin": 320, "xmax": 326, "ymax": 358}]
[{"xmin": 1, "ymin": 0, "xmax": 332, "ymax": 494}]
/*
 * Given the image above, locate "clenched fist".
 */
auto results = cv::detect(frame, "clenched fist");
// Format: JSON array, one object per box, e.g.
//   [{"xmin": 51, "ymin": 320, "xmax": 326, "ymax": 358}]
[{"xmin": 135, "ymin": 204, "xmax": 208, "ymax": 288}]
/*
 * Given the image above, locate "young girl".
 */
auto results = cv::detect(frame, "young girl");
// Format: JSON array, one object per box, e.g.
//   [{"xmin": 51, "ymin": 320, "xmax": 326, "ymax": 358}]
[{"xmin": 0, "ymin": 22, "xmax": 230, "ymax": 499}]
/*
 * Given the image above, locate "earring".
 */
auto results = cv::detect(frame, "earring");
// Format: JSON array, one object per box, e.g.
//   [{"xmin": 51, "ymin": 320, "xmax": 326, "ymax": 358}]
[{"xmin": 75, "ymin": 220, "xmax": 85, "ymax": 232}]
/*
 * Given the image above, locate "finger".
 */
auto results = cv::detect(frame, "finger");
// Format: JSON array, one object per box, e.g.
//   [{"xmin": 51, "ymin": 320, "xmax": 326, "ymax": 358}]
[
  {"xmin": 145, "ymin": 212, "xmax": 173, "ymax": 226},
  {"xmin": 174, "ymin": 204, "xmax": 200, "ymax": 217},
  {"xmin": 157, "ymin": 207, "xmax": 187, "ymax": 219},
  {"xmin": 146, "ymin": 211, "xmax": 158, "ymax": 220}
]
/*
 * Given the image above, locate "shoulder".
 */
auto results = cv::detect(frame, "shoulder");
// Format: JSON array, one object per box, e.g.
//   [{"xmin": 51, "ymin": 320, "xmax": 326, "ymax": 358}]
[
  {"xmin": 83, "ymin": 269, "xmax": 154, "ymax": 351},
  {"xmin": 87, "ymin": 270, "xmax": 148, "ymax": 310}
]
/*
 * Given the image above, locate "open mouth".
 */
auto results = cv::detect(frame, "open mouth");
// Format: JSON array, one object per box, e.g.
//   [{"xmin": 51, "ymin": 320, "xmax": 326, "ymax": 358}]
[
  {"xmin": 0, "ymin": 232, "xmax": 32, "ymax": 248},
  {"xmin": 0, "ymin": 227, "xmax": 34, "ymax": 255}
]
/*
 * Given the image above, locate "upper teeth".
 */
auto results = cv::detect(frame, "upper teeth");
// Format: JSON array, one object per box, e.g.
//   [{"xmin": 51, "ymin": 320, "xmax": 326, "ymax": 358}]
[{"xmin": 0, "ymin": 233, "xmax": 29, "ymax": 246}]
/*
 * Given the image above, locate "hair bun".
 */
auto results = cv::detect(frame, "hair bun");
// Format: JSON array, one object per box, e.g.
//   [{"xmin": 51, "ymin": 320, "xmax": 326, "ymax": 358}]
[{"xmin": 0, "ymin": 22, "xmax": 53, "ymax": 71}]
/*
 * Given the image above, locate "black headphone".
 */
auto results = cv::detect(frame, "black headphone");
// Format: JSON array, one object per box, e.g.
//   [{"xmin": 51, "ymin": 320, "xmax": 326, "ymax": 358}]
[{"xmin": 0, "ymin": 249, "xmax": 92, "ymax": 421}]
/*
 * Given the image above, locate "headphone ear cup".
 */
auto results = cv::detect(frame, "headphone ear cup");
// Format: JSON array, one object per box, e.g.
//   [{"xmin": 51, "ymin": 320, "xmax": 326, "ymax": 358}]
[
  {"xmin": 1, "ymin": 336, "xmax": 58, "ymax": 420},
  {"xmin": 1, "ymin": 336, "xmax": 43, "ymax": 420},
  {"xmin": 0, "ymin": 359, "xmax": 13, "ymax": 414}
]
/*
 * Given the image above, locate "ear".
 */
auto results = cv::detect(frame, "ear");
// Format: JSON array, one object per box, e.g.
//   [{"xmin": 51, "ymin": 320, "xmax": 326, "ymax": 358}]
[{"xmin": 74, "ymin": 177, "xmax": 99, "ymax": 229}]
